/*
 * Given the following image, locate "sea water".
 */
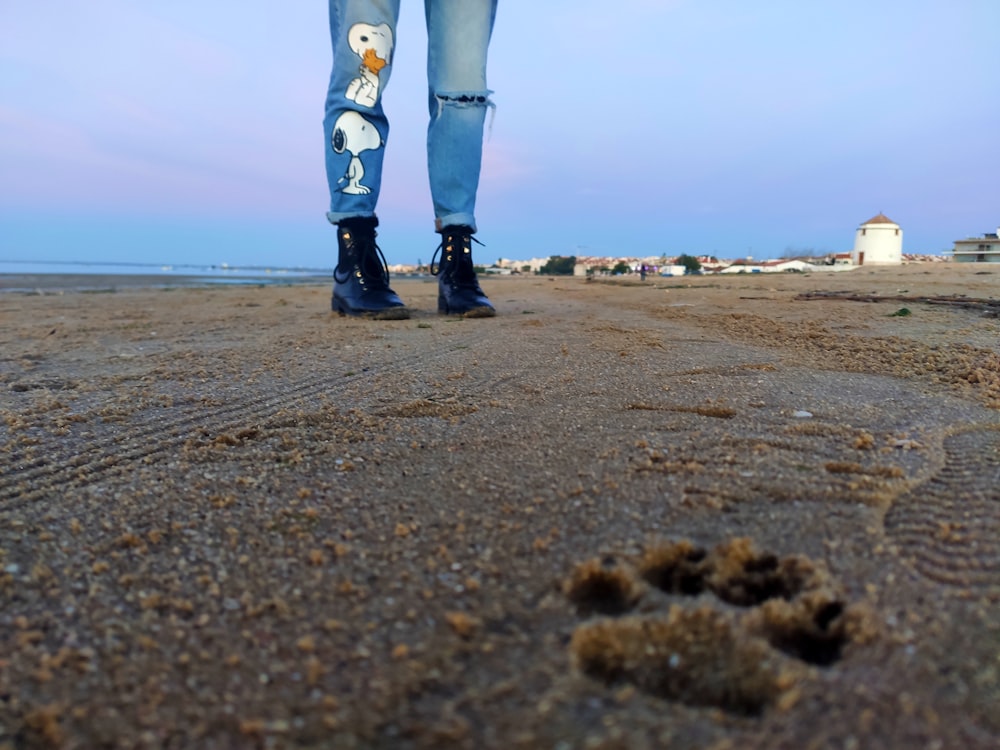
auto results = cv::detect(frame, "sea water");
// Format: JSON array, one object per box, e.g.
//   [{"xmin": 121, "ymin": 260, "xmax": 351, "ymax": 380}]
[{"xmin": 0, "ymin": 259, "xmax": 333, "ymax": 287}]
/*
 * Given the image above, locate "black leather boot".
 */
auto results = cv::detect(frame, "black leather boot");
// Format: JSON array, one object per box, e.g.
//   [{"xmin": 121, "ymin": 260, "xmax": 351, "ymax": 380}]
[
  {"xmin": 430, "ymin": 226, "xmax": 495, "ymax": 318},
  {"xmin": 332, "ymin": 216, "xmax": 409, "ymax": 319}
]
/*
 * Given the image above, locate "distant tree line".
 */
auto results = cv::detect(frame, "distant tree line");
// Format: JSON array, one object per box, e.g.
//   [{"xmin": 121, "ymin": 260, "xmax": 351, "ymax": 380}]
[
  {"xmin": 675, "ymin": 254, "xmax": 702, "ymax": 273},
  {"xmin": 538, "ymin": 255, "xmax": 576, "ymax": 275},
  {"xmin": 537, "ymin": 253, "xmax": 703, "ymax": 276}
]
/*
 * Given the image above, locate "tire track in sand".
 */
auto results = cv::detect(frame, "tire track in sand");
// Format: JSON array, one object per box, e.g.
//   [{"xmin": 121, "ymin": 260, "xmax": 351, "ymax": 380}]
[
  {"xmin": 0, "ymin": 328, "xmax": 487, "ymax": 509},
  {"xmin": 883, "ymin": 426, "xmax": 1000, "ymax": 597}
]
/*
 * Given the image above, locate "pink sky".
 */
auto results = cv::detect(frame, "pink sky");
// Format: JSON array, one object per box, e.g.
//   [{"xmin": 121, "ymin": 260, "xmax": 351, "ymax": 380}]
[{"xmin": 2, "ymin": 1, "xmax": 999, "ymax": 267}]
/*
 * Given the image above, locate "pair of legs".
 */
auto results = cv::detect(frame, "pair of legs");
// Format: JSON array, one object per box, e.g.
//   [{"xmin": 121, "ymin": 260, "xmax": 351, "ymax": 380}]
[{"xmin": 324, "ymin": 0, "xmax": 498, "ymax": 319}]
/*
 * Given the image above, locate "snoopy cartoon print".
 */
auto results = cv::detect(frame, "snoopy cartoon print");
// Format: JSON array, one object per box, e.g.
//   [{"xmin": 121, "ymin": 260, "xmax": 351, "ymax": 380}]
[
  {"xmin": 345, "ymin": 22, "xmax": 393, "ymax": 108},
  {"xmin": 332, "ymin": 110, "xmax": 382, "ymax": 194}
]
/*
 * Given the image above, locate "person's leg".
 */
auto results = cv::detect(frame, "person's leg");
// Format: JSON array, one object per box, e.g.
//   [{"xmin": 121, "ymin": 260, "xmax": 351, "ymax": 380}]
[
  {"xmin": 325, "ymin": 0, "xmax": 408, "ymax": 318},
  {"xmin": 325, "ymin": 0, "xmax": 400, "ymax": 223},
  {"xmin": 425, "ymin": 0, "xmax": 498, "ymax": 317},
  {"xmin": 424, "ymin": 0, "xmax": 497, "ymax": 233}
]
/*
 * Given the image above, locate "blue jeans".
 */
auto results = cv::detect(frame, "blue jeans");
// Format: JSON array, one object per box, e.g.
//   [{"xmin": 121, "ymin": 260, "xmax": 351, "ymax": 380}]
[{"xmin": 324, "ymin": 0, "xmax": 497, "ymax": 233}]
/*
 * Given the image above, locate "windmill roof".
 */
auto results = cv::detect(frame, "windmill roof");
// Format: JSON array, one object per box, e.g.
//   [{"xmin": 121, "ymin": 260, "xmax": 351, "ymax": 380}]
[{"xmin": 862, "ymin": 212, "xmax": 897, "ymax": 226}]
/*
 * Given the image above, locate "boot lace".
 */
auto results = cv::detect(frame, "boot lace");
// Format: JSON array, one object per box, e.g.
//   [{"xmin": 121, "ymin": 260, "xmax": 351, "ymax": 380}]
[
  {"xmin": 334, "ymin": 230, "xmax": 392, "ymax": 290},
  {"xmin": 430, "ymin": 229, "xmax": 485, "ymax": 287}
]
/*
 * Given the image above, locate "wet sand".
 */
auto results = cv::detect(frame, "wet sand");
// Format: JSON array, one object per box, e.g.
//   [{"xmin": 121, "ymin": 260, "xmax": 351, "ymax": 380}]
[{"xmin": 2, "ymin": 265, "xmax": 999, "ymax": 748}]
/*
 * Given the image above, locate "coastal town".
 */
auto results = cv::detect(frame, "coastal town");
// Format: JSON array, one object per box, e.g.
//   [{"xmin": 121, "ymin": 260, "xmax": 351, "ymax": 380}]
[{"xmin": 390, "ymin": 214, "xmax": 998, "ymax": 277}]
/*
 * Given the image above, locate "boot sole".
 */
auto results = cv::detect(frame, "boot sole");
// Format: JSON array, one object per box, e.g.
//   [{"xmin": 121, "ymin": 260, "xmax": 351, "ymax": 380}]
[
  {"xmin": 333, "ymin": 297, "xmax": 410, "ymax": 320},
  {"xmin": 438, "ymin": 304, "xmax": 496, "ymax": 318},
  {"xmin": 437, "ymin": 294, "xmax": 496, "ymax": 318}
]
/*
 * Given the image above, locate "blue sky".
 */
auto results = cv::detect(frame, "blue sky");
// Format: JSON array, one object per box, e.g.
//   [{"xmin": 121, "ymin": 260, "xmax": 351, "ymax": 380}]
[{"xmin": 2, "ymin": 1, "xmax": 998, "ymax": 268}]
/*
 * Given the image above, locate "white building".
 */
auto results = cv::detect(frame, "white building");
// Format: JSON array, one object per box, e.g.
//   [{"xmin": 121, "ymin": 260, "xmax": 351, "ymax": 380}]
[
  {"xmin": 718, "ymin": 259, "xmax": 820, "ymax": 274},
  {"xmin": 953, "ymin": 229, "xmax": 1000, "ymax": 263},
  {"xmin": 852, "ymin": 213, "xmax": 902, "ymax": 265},
  {"xmin": 658, "ymin": 264, "xmax": 688, "ymax": 276}
]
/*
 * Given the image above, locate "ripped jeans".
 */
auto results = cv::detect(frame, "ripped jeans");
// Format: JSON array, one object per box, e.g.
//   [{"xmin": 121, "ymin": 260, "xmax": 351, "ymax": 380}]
[{"xmin": 324, "ymin": 0, "xmax": 497, "ymax": 232}]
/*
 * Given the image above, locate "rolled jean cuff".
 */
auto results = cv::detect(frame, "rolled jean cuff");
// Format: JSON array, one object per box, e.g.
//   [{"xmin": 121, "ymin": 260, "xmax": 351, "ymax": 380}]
[
  {"xmin": 327, "ymin": 210, "xmax": 376, "ymax": 225},
  {"xmin": 435, "ymin": 213, "xmax": 477, "ymax": 233}
]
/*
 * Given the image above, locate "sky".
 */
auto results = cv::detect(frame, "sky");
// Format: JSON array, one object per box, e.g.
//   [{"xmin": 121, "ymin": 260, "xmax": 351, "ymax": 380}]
[{"xmin": 2, "ymin": 0, "xmax": 999, "ymax": 269}]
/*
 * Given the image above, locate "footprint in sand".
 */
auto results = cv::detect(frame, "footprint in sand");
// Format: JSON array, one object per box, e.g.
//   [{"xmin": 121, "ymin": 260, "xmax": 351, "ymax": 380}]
[
  {"xmin": 564, "ymin": 539, "xmax": 875, "ymax": 716},
  {"xmin": 884, "ymin": 427, "xmax": 1000, "ymax": 599}
]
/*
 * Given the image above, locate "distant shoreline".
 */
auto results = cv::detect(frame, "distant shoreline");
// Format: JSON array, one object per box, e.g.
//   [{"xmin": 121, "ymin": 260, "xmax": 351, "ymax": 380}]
[
  {"xmin": 0, "ymin": 273, "xmax": 333, "ymax": 292},
  {"xmin": 0, "ymin": 272, "xmax": 452, "ymax": 293}
]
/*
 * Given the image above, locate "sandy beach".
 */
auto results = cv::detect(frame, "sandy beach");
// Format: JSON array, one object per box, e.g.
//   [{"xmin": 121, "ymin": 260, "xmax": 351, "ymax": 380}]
[{"xmin": 2, "ymin": 264, "xmax": 999, "ymax": 749}]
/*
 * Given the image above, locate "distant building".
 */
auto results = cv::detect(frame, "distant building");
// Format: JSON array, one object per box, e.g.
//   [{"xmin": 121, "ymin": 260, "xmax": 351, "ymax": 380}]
[
  {"xmin": 953, "ymin": 228, "xmax": 1000, "ymax": 263},
  {"xmin": 852, "ymin": 213, "xmax": 902, "ymax": 265},
  {"xmin": 719, "ymin": 259, "xmax": 819, "ymax": 274},
  {"xmin": 658, "ymin": 264, "xmax": 688, "ymax": 277}
]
